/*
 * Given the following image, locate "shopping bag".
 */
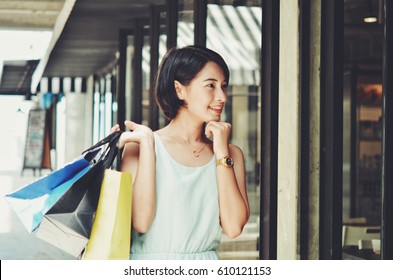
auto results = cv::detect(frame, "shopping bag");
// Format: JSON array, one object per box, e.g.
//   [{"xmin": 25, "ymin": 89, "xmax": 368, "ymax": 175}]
[
  {"xmin": 82, "ymin": 169, "xmax": 132, "ymax": 260},
  {"xmin": 35, "ymin": 131, "xmax": 123, "ymax": 257},
  {"xmin": 4, "ymin": 150, "xmax": 99, "ymax": 233}
]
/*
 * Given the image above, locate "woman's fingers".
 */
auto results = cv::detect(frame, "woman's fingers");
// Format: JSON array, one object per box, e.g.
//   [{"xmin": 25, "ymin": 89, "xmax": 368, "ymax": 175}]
[
  {"xmin": 110, "ymin": 124, "xmax": 120, "ymax": 134},
  {"xmin": 124, "ymin": 120, "xmax": 153, "ymax": 134},
  {"xmin": 119, "ymin": 120, "xmax": 154, "ymax": 148},
  {"xmin": 124, "ymin": 120, "xmax": 137, "ymax": 131},
  {"xmin": 205, "ymin": 121, "xmax": 231, "ymax": 155},
  {"xmin": 110, "ymin": 121, "xmax": 139, "ymax": 134},
  {"xmin": 205, "ymin": 121, "xmax": 231, "ymax": 138},
  {"xmin": 119, "ymin": 131, "xmax": 133, "ymax": 148}
]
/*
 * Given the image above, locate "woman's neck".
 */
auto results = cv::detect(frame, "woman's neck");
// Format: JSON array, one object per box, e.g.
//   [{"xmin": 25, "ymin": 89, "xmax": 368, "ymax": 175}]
[{"xmin": 166, "ymin": 118, "xmax": 205, "ymax": 144}]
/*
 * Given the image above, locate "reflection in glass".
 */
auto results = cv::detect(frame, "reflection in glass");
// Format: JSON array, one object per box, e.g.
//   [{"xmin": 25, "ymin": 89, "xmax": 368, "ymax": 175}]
[
  {"xmin": 342, "ymin": 0, "xmax": 383, "ymax": 260},
  {"xmin": 206, "ymin": 0, "xmax": 261, "ymax": 260},
  {"xmin": 142, "ymin": 27, "xmax": 150, "ymax": 127},
  {"xmin": 159, "ymin": 10, "xmax": 168, "ymax": 129},
  {"xmin": 177, "ymin": 0, "xmax": 194, "ymax": 47},
  {"xmin": 126, "ymin": 35, "xmax": 134, "ymax": 123},
  {"xmin": 342, "ymin": 70, "xmax": 382, "ymax": 259}
]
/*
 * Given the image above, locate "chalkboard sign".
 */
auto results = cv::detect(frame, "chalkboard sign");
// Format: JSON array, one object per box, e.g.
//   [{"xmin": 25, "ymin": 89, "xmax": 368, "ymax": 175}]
[{"xmin": 22, "ymin": 109, "xmax": 47, "ymax": 175}]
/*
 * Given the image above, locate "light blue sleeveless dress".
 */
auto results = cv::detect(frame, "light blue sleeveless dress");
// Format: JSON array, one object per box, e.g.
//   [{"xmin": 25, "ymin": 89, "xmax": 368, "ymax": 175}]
[{"xmin": 130, "ymin": 133, "xmax": 222, "ymax": 260}]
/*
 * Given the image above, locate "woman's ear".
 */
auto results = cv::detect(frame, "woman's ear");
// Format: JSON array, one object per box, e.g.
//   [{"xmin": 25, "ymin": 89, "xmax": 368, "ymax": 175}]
[{"xmin": 174, "ymin": 80, "xmax": 185, "ymax": 100}]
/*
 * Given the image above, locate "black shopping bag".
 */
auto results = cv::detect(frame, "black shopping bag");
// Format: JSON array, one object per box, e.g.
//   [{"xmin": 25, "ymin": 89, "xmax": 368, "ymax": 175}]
[{"xmin": 35, "ymin": 131, "xmax": 123, "ymax": 257}]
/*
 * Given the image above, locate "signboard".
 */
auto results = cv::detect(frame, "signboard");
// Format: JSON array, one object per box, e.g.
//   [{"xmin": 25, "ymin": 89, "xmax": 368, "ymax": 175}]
[{"xmin": 22, "ymin": 109, "xmax": 47, "ymax": 174}]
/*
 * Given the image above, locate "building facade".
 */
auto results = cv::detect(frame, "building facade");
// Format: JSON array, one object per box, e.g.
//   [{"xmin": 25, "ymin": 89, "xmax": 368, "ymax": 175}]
[{"xmin": 27, "ymin": 0, "xmax": 393, "ymax": 260}]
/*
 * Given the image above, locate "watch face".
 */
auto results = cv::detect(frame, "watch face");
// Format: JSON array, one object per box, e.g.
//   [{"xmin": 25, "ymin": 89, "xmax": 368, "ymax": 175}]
[{"xmin": 225, "ymin": 157, "xmax": 234, "ymax": 167}]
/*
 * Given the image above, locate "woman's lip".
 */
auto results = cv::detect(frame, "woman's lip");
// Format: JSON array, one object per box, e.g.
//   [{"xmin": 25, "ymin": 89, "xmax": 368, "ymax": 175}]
[{"xmin": 209, "ymin": 107, "xmax": 222, "ymax": 114}]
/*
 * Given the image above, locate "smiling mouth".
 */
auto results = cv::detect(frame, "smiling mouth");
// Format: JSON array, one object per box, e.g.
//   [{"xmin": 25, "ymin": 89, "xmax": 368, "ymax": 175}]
[{"xmin": 209, "ymin": 106, "xmax": 223, "ymax": 114}]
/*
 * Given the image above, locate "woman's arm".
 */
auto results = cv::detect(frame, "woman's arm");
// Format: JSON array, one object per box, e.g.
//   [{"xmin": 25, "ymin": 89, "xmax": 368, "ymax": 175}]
[
  {"xmin": 119, "ymin": 121, "xmax": 156, "ymax": 233},
  {"xmin": 216, "ymin": 144, "xmax": 249, "ymax": 238},
  {"xmin": 205, "ymin": 122, "xmax": 250, "ymax": 238}
]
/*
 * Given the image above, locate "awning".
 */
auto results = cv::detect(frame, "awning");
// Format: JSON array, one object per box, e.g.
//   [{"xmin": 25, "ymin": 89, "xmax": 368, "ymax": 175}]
[
  {"xmin": 32, "ymin": 1, "xmax": 261, "ymax": 92},
  {"xmin": 0, "ymin": 60, "xmax": 39, "ymax": 96},
  {"xmin": 31, "ymin": 0, "xmax": 166, "ymax": 92}
]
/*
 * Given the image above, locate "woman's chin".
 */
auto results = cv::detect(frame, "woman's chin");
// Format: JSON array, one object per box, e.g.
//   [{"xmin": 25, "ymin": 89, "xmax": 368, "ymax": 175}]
[{"xmin": 206, "ymin": 116, "xmax": 221, "ymax": 122}]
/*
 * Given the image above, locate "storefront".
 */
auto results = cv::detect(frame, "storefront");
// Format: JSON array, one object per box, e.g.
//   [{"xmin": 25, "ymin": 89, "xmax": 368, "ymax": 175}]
[{"xmin": 30, "ymin": 0, "xmax": 393, "ymax": 260}]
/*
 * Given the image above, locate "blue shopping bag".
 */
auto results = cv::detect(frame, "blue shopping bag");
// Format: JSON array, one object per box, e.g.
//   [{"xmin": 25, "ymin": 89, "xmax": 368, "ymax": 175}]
[
  {"xmin": 9, "ymin": 157, "xmax": 90, "ymax": 199},
  {"xmin": 5, "ymin": 152, "xmax": 97, "ymax": 233}
]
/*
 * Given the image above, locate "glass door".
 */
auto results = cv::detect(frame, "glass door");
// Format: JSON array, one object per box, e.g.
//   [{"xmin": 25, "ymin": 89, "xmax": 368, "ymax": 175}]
[{"xmin": 342, "ymin": 0, "xmax": 383, "ymax": 260}]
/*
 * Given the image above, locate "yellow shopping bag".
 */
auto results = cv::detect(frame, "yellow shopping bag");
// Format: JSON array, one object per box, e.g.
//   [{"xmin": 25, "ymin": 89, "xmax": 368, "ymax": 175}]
[{"xmin": 82, "ymin": 169, "xmax": 132, "ymax": 260}]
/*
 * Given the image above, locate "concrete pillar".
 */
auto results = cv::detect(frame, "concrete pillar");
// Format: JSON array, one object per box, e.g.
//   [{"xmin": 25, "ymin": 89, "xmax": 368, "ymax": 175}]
[
  {"xmin": 277, "ymin": 0, "xmax": 301, "ymax": 259},
  {"xmin": 277, "ymin": 0, "xmax": 322, "ymax": 259},
  {"xmin": 64, "ymin": 92, "xmax": 86, "ymax": 163}
]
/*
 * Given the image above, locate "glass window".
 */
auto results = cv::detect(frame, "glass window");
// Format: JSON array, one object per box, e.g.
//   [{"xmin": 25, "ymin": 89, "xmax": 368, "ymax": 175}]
[
  {"xmin": 342, "ymin": 0, "xmax": 383, "ymax": 260},
  {"xmin": 92, "ymin": 81, "xmax": 101, "ymax": 144},
  {"xmin": 104, "ymin": 76, "xmax": 113, "ymax": 138},
  {"xmin": 142, "ymin": 27, "xmax": 150, "ymax": 126},
  {"xmin": 126, "ymin": 35, "xmax": 134, "ymax": 123},
  {"xmin": 206, "ymin": 0, "xmax": 262, "ymax": 260},
  {"xmin": 92, "ymin": 77, "xmax": 113, "ymax": 144},
  {"xmin": 140, "ymin": 8, "xmax": 167, "ymax": 129},
  {"xmin": 177, "ymin": 0, "xmax": 194, "ymax": 47},
  {"xmin": 159, "ymin": 10, "xmax": 168, "ymax": 129}
]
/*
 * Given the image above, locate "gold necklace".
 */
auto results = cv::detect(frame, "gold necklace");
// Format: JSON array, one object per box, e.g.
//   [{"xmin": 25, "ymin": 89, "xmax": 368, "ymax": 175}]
[
  {"xmin": 192, "ymin": 143, "xmax": 207, "ymax": 157},
  {"xmin": 170, "ymin": 133, "xmax": 207, "ymax": 157}
]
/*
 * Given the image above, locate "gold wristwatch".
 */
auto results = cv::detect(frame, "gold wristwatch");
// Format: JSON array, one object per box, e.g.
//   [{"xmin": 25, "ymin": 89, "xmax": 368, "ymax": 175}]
[{"xmin": 216, "ymin": 156, "xmax": 234, "ymax": 167}]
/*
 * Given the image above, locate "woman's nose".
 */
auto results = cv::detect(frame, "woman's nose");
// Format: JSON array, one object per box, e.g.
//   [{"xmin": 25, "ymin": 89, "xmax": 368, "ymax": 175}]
[{"xmin": 215, "ymin": 88, "xmax": 227, "ymax": 102}]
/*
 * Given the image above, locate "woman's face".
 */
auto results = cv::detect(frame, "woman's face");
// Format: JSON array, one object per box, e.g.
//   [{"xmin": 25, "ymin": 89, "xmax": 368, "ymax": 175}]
[{"xmin": 179, "ymin": 61, "xmax": 228, "ymax": 122}]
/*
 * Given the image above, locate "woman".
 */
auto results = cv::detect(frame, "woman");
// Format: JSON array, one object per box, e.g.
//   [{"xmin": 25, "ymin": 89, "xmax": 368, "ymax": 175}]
[{"xmin": 115, "ymin": 45, "xmax": 249, "ymax": 260}]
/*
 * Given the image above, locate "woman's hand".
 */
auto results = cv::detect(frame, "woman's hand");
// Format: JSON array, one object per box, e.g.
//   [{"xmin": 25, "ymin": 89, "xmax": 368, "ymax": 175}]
[
  {"xmin": 119, "ymin": 120, "xmax": 156, "ymax": 233},
  {"xmin": 119, "ymin": 120, "xmax": 154, "ymax": 148},
  {"xmin": 205, "ymin": 121, "xmax": 231, "ymax": 157},
  {"xmin": 110, "ymin": 124, "xmax": 121, "ymax": 133},
  {"xmin": 206, "ymin": 121, "xmax": 249, "ymax": 238}
]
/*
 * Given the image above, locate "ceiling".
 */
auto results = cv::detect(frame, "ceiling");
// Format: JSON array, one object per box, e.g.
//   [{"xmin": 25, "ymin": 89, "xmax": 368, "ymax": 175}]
[
  {"xmin": 0, "ymin": 0, "xmax": 65, "ymax": 30},
  {"xmin": 0, "ymin": 0, "xmax": 65, "ymax": 95},
  {"xmin": 0, "ymin": 0, "xmax": 386, "ymax": 95},
  {"xmin": 36, "ymin": 0, "xmax": 165, "ymax": 80},
  {"xmin": 0, "ymin": 0, "xmax": 165, "ymax": 94}
]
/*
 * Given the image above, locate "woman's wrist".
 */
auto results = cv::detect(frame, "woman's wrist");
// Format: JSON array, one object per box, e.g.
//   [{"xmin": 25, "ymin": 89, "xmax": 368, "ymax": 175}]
[
  {"xmin": 138, "ymin": 132, "xmax": 155, "ymax": 154},
  {"xmin": 214, "ymin": 143, "xmax": 230, "ymax": 158}
]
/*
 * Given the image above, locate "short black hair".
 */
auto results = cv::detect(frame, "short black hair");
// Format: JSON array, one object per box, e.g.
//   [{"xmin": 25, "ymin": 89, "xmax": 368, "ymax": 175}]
[{"xmin": 154, "ymin": 45, "xmax": 230, "ymax": 120}]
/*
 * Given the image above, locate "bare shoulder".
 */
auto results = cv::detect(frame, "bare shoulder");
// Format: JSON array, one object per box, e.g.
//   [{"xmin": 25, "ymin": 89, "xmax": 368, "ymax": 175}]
[{"xmin": 154, "ymin": 129, "xmax": 165, "ymax": 137}]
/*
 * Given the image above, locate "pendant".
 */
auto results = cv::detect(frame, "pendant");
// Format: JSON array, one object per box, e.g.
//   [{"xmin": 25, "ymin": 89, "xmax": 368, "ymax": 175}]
[{"xmin": 192, "ymin": 143, "xmax": 207, "ymax": 157}]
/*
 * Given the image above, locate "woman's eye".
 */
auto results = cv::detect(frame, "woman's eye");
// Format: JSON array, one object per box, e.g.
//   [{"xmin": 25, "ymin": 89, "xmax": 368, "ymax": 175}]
[{"xmin": 206, "ymin": 84, "xmax": 215, "ymax": 88}]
